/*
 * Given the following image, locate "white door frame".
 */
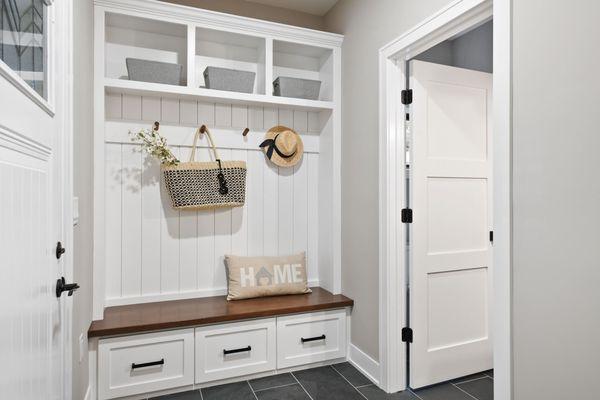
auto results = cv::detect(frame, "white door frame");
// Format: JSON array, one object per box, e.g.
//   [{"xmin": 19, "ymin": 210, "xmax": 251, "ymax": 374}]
[
  {"xmin": 377, "ymin": 0, "xmax": 511, "ymax": 398},
  {"xmin": 58, "ymin": 1, "xmax": 75, "ymax": 398}
]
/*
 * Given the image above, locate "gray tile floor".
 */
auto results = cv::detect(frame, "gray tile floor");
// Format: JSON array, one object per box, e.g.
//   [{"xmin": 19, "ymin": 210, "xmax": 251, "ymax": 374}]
[{"xmin": 148, "ymin": 364, "xmax": 494, "ymax": 400}]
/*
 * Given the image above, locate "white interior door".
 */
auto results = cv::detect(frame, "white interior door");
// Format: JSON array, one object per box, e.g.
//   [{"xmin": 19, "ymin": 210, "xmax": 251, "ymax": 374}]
[
  {"xmin": 0, "ymin": 1, "xmax": 71, "ymax": 399},
  {"xmin": 409, "ymin": 60, "xmax": 493, "ymax": 388}
]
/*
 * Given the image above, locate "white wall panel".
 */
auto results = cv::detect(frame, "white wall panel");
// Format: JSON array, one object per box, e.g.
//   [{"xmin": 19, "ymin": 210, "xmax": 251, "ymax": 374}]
[
  {"xmin": 104, "ymin": 95, "xmax": 322, "ymax": 304},
  {"xmin": 177, "ymin": 146, "xmax": 198, "ymax": 292},
  {"xmin": 141, "ymin": 155, "xmax": 162, "ymax": 295},
  {"xmin": 105, "ymin": 144, "xmax": 122, "ymax": 298},
  {"xmin": 121, "ymin": 144, "xmax": 142, "ymax": 297}
]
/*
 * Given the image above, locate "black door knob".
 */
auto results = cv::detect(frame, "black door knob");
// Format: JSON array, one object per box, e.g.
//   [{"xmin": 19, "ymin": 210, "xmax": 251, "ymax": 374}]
[
  {"xmin": 56, "ymin": 277, "xmax": 79, "ymax": 298},
  {"xmin": 56, "ymin": 242, "xmax": 66, "ymax": 259}
]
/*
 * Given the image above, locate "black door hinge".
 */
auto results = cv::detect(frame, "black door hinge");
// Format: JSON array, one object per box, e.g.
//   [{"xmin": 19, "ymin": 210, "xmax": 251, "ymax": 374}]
[
  {"xmin": 402, "ymin": 327, "xmax": 413, "ymax": 343},
  {"xmin": 401, "ymin": 89, "xmax": 413, "ymax": 105},
  {"xmin": 489, "ymin": 231, "xmax": 494, "ymax": 244},
  {"xmin": 401, "ymin": 208, "xmax": 413, "ymax": 223}
]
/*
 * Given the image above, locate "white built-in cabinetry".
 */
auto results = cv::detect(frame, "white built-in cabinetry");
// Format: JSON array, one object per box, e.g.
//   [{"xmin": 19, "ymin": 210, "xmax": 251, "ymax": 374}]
[
  {"xmin": 93, "ymin": 0, "xmax": 343, "ymax": 317},
  {"xmin": 97, "ymin": 310, "xmax": 348, "ymax": 399}
]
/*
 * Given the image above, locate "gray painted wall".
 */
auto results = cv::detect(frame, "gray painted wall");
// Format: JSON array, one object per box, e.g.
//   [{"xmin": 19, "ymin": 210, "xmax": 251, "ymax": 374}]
[
  {"xmin": 72, "ymin": 0, "xmax": 94, "ymax": 399},
  {"xmin": 512, "ymin": 1, "xmax": 600, "ymax": 398},
  {"xmin": 324, "ymin": 0, "xmax": 456, "ymax": 361},
  {"xmin": 415, "ymin": 20, "xmax": 493, "ymax": 73}
]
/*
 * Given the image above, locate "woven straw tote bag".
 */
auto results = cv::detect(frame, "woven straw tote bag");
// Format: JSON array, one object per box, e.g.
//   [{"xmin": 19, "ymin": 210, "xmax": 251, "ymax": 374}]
[{"xmin": 162, "ymin": 125, "xmax": 247, "ymax": 210}]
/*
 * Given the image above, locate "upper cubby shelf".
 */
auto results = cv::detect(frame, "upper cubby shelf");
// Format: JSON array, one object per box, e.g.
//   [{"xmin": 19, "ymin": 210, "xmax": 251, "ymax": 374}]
[
  {"xmin": 99, "ymin": 0, "xmax": 341, "ymax": 113},
  {"xmin": 104, "ymin": 78, "xmax": 335, "ymax": 112},
  {"xmin": 105, "ymin": 13, "xmax": 188, "ymax": 85}
]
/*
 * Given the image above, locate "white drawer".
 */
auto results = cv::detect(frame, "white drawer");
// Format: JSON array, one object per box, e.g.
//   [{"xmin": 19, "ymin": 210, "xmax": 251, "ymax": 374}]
[
  {"xmin": 98, "ymin": 329, "xmax": 194, "ymax": 400},
  {"xmin": 195, "ymin": 318, "xmax": 276, "ymax": 383},
  {"xmin": 277, "ymin": 309, "xmax": 347, "ymax": 369}
]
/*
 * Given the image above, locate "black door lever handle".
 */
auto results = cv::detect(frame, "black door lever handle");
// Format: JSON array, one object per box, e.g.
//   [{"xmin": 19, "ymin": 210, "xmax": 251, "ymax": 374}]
[{"xmin": 56, "ymin": 277, "xmax": 80, "ymax": 297}]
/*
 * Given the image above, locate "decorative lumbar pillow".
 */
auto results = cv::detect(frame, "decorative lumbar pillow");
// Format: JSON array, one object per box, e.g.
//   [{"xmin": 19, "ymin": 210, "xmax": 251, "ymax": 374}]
[{"xmin": 225, "ymin": 252, "xmax": 312, "ymax": 301}]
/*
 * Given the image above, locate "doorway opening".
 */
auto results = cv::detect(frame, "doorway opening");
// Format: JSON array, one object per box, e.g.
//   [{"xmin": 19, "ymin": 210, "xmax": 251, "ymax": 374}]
[
  {"xmin": 405, "ymin": 18, "xmax": 494, "ymax": 397},
  {"xmin": 378, "ymin": 1, "xmax": 510, "ymax": 399}
]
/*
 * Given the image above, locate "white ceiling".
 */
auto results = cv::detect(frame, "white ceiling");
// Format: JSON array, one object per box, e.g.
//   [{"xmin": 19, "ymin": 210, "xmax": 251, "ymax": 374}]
[{"xmin": 245, "ymin": 0, "xmax": 339, "ymax": 16}]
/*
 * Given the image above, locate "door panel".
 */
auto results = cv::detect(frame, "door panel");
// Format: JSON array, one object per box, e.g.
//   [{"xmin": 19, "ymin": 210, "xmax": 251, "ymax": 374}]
[
  {"xmin": 0, "ymin": 1, "xmax": 65, "ymax": 399},
  {"xmin": 409, "ymin": 60, "xmax": 492, "ymax": 389}
]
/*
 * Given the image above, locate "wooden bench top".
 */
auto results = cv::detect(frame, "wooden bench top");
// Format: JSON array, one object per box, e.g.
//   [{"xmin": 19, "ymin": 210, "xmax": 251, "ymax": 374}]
[{"xmin": 89, "ymin": 287, "xmax": 353, "ymax": 338}]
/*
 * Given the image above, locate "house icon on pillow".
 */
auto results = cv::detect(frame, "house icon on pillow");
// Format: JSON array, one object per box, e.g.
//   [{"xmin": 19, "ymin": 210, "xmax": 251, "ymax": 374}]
[{"xmin": 255, "ymin": 267, "xmax": 273, "ymax": 286}]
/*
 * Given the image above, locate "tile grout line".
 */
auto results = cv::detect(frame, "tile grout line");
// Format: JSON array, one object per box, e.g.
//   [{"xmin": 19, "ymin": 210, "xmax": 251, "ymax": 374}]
[
  {"xmin": 252, "ymin": 382, "xmax": 299, "ymax": 393},
  {"xmin": 454, "ymin": 375, "xmax": 493, "ymax": 385},
  {"xmin": 329, "ymin": 365, "xmax": 369, "ymax": 400},
  {"xmin": 290, "ymin": 371, "xmax": 315, "ymax": 400},
  {"xmin": 451, "ymin": 382, "xmax": 481, "ymax": 400},
  {"xmin": 408, "ymin": 388, "xmax": 426, "ymax": 400},
  {"xmin": 354, "ymin": 383, "xmax": 375, "ymax": 389},
  {"xmin": 247, "ymin": 380, "xmax": 259, "ymax": 400}
]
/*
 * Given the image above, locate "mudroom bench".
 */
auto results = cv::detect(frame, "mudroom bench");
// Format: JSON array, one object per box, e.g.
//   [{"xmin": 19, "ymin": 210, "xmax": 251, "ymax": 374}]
[{"xmin": 88, "ymin": 288, "xmax": 353, "ymax": 399}]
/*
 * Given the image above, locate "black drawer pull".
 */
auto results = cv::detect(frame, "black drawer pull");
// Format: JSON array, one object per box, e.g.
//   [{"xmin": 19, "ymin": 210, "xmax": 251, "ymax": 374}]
[
  {"xmin": 301, "ymin": 334, "xmax": 326, "ymax": 343},
  {"xmin": 223, "ymin": 346, "xmax": 252, "ymax": 355},
  {"xmin": 131, "ymin": 358, "xmax": 164, "ymax": 370}
]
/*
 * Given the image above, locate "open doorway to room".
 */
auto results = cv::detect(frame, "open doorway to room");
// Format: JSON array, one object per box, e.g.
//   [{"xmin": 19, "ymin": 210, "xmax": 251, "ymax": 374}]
[
  {"xmin": 379, "ymin": 1, "xmax": 510, "ymax": 399},
  {"xmin": 405, "ymin": 19, "xmax": 494, "ymax": 397}
]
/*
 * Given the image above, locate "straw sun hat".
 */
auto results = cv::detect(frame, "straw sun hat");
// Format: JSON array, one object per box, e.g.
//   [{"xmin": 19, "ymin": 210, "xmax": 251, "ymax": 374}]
[{"xmin": 259, "ymin": 126, "xmax": 304, "ymax": 168}]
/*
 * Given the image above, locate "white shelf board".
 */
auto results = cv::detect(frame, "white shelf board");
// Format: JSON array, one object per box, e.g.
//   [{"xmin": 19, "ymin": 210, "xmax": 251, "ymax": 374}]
[{"xmin": 104, "ymin": 78, "xmax": 334, "ymax": 112}]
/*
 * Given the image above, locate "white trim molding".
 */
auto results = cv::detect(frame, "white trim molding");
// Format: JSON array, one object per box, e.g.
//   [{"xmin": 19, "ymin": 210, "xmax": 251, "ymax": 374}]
[
  {"xmin": 378, "ymin": 0, "xmax": 512, "ymax": 397},
  {"xmin": 94, "ymin": 0, "xmax": 343, "ymax": 48},
  {"xmin": 0, "ymin": 123, "xmax": 52, "ymax": 161},
  {"xmin": 0, "ymin": 59, "xmax": 54, "ymax": 116},
  {"xmin": 348, "ymin": 343, "xmax": 380, "ymax": 386}
]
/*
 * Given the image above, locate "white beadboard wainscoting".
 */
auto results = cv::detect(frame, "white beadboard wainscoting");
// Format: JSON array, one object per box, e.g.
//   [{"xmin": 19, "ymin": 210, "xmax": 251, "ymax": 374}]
[{"xmin": 103, "ymin": 93, "xmax": 327, "ymax": 305}]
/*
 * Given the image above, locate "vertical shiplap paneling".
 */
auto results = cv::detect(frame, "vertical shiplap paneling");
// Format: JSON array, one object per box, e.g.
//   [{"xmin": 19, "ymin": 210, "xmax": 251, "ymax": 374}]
[
  {"xmin": 278, "ymin": 165, "xmax": 294, "ymax": 256},
  {"xmin": 231, "ymin": 105, "xmax": 248, "ymax": 129},
  {"xmin": 231, "ymin": 149, "xmax": 248, "ymax": 256},
  {"xmin": 160, "ymin": 145, "xmax": 180, "ymax": 293},
  {"xmin": 0, "ymin": 165, "xmax": 12, "ymax": 398},
  {"xmin": 214, "ymin": 148, "xmax": 233, "ymax": 288},
  {"xmin": 161, "ymin": 98, "xmax": 180, "ymax": 124},
  {"xmin": 263, "ymin": 162, "xmax": 279, "ymax": 256},
  {"xmin": 141, "ymin": 154, "xmax": 162, "ymax": 295},
  {"xmin": 104, "ymin": 95, "xmax": 323, "ymax": 302},
  {"xmin": 196, "ymin": 144, "xmax": 215, "ymax": 291},
  {"xmin": 246, "ymin": 151, "xmax": 264, "ymax": 256},
  {"xmin": 180, "ymin": 100, "xmax": 198, "ymax": 126},
  {"xmin": 141, "ymin": 96, "xmax": 161, "ymax": 123},
  {"xmin": 293, "ymin": 111, "xmax": 308, "ymax": 133},
  {"xmin": 263, "ymin": 107, "xmax": 279, "ymax": 256},
  {"xmin": 121, "ymin": 144, "xmax": 142, "ymax": 297},
  {"xmin": 178, "ymin": 145, "xmax": 199, "ymax": 292},
  {"xmin": 293, "ymin": 156, "xmax": 309, "ymax": 269},
  {"xmin": 105, "ymin": 93, "xmax": 122, "ymax": 119},
  {"xmin": 278, "ymin": 108, "xmax": 293, "ymax": 127},
  {"xmin": 264, "ymin": 107, "xmax": 277, "ymax": 128},
  {"xmin": 198, "ymin": 101, "xmax": 215, "ymax": 127},
  {"xmin": 248, "ymin": 106, "xmax": 264, "ymax": 130},
  {"xmin": 122, "ymin": 94, "xmax": 142, "ymax": 121},
  {"xmin": 307, "ymin": 153, "xmax": 320, "ymax": 281},
  {"xmin": 105, "ymin": 143, "xmax": 123, "ymax": 298},
  {"xmin": 215, "ymin": 103, "xmax": 232, "ymax": 127},
  {"xmin": 308, "ymin": 112, "xmax": 321, "ymax": 133}
]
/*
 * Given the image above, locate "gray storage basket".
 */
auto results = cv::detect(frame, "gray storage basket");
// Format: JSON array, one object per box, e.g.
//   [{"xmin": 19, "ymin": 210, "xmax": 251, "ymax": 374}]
[
  {"xmin": 204, "ymin": 67, "xmax": 256, "ymax": 93},
  {"xmin": 126, "ymin": 58, "xmax": 183, "ymax": 85},
  {"xmin": 273, "ymin": 77, "xmax": 321, "ymax": 100}
]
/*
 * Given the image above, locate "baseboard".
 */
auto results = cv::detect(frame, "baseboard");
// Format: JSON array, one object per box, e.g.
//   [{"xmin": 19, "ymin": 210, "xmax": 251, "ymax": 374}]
[{"xmin": 348, "ymin": 343, "xmax": 380, "ymax": 386}]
